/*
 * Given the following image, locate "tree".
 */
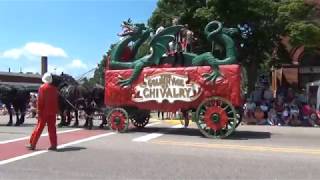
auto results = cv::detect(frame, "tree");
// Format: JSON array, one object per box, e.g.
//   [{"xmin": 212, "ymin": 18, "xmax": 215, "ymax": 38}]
[
  {"xmin": 90, "ymin": 54, "xmax": 108, "ymax": 85},
  {"xmin": 91, "ymin": 0, "xmax": 320, "ymax": 93},
  {"xmin": 88, "ymin": 45, "xmax": 113, "ymax": 86},
  {"xmin": 148, "ymin": 0, "xmax": 320, "ymax": 93},
  {"xmin": 276, "ymin": 0, "xmax": 320, "ymax": 49},
  {"xmin": 149, "ymin": 0, "xmax": 279, "ymax": 93}
]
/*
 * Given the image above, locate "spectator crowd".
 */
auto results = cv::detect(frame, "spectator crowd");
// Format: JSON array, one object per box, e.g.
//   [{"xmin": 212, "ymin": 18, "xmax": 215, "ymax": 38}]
[{"xmin": 244, "ymin": 84, "xmax": 320, "ymax": 127}]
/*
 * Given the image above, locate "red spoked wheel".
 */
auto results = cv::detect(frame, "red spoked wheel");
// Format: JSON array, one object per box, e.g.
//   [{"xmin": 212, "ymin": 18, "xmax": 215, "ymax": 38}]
[
  {"xmin": 107, "ymin": 108, "xmax": 129, "ymax": 133},
  {"xmin": 131, "ymin": 111, "xmax": 150, "ymax": 128},
  {"xmin": 195, "ymin": 97, "xmax": 237, "ymax": 138}
]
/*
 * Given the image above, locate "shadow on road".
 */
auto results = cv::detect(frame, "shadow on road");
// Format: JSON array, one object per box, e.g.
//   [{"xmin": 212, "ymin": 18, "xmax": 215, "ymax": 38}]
[
  {"xmin": 128, "ymin": 127, "xmax": 202, "ymax": 137},
  {"xmin": 227, "ymin": 130, "xmax": 271, "ymax": 140},
  {"xmin": 57, "ymin": 146, "xmax": 86, "ymax": 152},
  {"xmin": 129, "ymin": 127, "xmax": 271, "ymax": 140}
]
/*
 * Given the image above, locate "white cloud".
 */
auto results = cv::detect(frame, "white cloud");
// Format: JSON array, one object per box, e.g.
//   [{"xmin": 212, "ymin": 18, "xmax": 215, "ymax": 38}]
[
  {"xmin": 67, "ymin": 59, "xmax": 88, "ymax": 69},
  {"xmin": 2, "ymin": 48, "xmax": 24, "ymax": 59},
  {"xmin": 1, "ymin": 42, "xmax": 68, "ymax": 60},
  {"xmin": 0, "ymin": 42, "xmax": 92, "ymax": 77},
  {"xmin": 46, "ymin": 59, "xmax": 89, "ymax": 76}
]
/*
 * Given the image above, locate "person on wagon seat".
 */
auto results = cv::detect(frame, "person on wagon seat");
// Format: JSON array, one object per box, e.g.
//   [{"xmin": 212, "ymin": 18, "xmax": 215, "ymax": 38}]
[{"xmin": 26, "ymin": 72, "xmax": 59, "ymax": 151}]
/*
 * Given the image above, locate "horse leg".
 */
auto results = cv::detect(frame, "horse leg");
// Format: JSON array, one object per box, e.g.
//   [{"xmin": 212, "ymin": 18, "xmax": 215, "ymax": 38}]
[
  {"xmin": 66, "ymin": 111, "xmax": 72, "ymax": 126},
  {"xmin": 73, "ymin": 110, "xmax": 79, "ymax": 127},
  {"xmin": 14, "ymin": 111, "xmax": 20, "ymax": 126},
  {"xmin": 58, "ymin": 112, "xmax": 66, "ymax": 127},
  {"xmin": 6, "ymin": 104, "xmax": 13, "ymax": 126},
  {"xmin": 83, "ymin": 113, "xmax": 89, "ymax": 128},
  {"xmin": 99, "ymin": 114, "xmax": 107, "ymax": 128},
  {"xmin": 13, "ymin": 106, "xmax": 21, "ymax": 126},
  {"xmin": 19, "ymin": 105, "xmax": 27, "ymax": 125},
  {"xmin": 87, "ymin": 116, "xmax": 93, "ymax": 130},
  {"xmin": 20, "ymin": 111, "xmax": 26, "ymax": 125}
]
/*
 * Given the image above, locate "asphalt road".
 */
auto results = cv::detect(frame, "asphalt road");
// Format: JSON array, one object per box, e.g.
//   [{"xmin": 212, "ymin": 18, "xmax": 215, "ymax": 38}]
[{"xmin": 0, "ymin": 115, "xmax": 320, "ymax": 180}]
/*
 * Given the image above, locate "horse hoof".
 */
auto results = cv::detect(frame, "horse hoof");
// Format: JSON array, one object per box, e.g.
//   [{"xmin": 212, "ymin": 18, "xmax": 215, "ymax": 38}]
[
  {"xmin": 6, "ymin": 123, "xmax": 13, "ymax": 126},
  {"xmin": 58, "ymin": 123, "xmax": 65, "ymax": 127},
  {"xmin": 73, "ymin": 123, "xmax": 78, "ymax": 127},
  {"xmin": 14, "ymin": 123, "xmax": 20, "ymax": 126},
  {"xmin": 99, "ymin": 124, "xmax": 104, "ymax": 129}
]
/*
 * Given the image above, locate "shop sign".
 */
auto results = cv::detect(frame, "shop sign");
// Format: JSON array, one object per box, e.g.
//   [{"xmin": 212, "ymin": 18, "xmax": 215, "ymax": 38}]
[{"xmin": 132, "ymin": 72, "xmax": 202, "ymax": 103}]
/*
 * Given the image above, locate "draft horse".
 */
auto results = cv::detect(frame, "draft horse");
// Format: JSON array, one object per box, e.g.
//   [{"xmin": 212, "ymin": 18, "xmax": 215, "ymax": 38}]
[{"xmin": 0, "ymin": 84, "xmax": 31, "ymax": 126}]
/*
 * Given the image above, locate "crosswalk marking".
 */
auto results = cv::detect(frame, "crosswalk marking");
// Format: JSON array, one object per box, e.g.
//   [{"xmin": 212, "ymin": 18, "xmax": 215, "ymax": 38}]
[
  {"xmin": 132, "ymin": 124, "xmax": 183, "ymax": 142},
  {"xmin": 133, "ymin": 133, "xmax": 164, "ymax": 142},
  {"xmin": 0, "ymin": 120, "xmax": 186, "ymax": 165},
  {"xmin": 0, "ymin": 129, "xmax": 82, "ymax": 144},
  {"xmin": 0, "ymin": 132, "xmax": 116, "ymax": 166}
]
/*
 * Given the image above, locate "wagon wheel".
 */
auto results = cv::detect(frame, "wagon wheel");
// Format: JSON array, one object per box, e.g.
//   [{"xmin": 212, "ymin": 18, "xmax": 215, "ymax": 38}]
[
  {"xmin": 195, "ymin": 97, "xmax": 237, "ymax": 138},
  {"xmin": 107, "ymin": 108, "xmax": 129, "ymax": 133},
  {"xmin": 131, "ymin": 111, "xmax": 150, "ymax": 128},
  {"xmin": 235, "ymin": 107, "xmax": 243, "ymax": 128}
]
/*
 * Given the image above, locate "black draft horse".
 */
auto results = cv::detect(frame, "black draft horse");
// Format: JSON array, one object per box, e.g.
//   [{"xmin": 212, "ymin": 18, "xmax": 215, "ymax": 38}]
[
  {"xmin": 0, "ymin": 84, "xmax": 31, "ymax": 126},
  {"xmin": 51, "ymin": 73, "xmax": 81, "ymax": 127},
  {"xmin": 51, "ymin": 73, "xmax": 106, "ymax": 129},
  {"xmin": 82, "ymin": 84, "xmax": 107, "ymax": 129},
  {"xmin": 64, "ymin": 83, "xmax": 107, "ymax": 129}
]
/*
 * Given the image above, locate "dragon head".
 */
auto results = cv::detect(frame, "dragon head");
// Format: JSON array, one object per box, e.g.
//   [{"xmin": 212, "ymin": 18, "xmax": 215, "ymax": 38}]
[{"xmin": 118, "ymin": 20, "xmax": 147, "ymax": 37}]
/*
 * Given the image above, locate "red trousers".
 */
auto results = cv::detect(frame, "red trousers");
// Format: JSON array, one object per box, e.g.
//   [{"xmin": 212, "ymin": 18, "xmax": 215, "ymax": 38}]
[{"xmin": 29, "ymin": 115, "xmax": 57, "ymax": 147}]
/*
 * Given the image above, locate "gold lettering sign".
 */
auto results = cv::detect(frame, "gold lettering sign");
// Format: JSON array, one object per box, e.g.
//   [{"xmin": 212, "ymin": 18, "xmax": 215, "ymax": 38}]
[{"xmin": 132, "ymin": 72, "xmax": 202, "ymax": 103}]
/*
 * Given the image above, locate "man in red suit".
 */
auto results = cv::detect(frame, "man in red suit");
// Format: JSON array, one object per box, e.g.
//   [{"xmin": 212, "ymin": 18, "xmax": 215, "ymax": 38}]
[{"xmin": 27, "ymin": 72, "xmax": 59, "ymax": 151}]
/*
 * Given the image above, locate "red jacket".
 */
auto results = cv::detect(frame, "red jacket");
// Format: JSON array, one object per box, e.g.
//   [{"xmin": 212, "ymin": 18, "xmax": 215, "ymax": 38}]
[{"xmin": 37, "ymin": 83, "xmax": 59, "ymax": 116}]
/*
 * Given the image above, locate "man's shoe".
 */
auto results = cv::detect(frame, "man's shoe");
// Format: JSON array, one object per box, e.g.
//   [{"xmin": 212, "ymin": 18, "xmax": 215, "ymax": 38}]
[
  {"xmin": 26, "ymin": 144, "xmax": 35, "ymax": 150},
  {"xmin": 48, "ymin": 146, "xmax": 57, "ymax": 151}
]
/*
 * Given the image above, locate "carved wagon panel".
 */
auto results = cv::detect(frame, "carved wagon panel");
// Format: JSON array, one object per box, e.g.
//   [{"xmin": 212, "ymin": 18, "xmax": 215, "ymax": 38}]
[{"xmin": 105, "ymin": 64, "xmax": 243, "ymax": 112}]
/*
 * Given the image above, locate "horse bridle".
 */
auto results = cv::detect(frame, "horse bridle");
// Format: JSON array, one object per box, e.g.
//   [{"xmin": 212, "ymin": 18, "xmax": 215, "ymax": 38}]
[{"xmin": 58, "ymin": 92, "xmax": 81, "ymax": 111}]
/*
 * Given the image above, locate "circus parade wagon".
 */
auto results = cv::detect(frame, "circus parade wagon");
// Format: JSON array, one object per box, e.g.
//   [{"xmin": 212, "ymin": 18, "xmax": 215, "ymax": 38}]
[{"xmin": 104, "ymin": 19, "xmax": 244, "ymax": 138}]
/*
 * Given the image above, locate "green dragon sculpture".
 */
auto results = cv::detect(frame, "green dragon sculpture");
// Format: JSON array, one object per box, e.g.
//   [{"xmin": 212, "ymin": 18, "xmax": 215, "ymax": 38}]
[{"xmin": 109, "ymin": 20, "xmax": 238, "ymax": 87}]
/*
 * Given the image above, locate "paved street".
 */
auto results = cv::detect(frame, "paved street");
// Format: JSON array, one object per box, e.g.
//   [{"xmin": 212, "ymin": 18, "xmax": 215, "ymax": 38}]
[{"xmin": 0, "ymin": 115, "xmax": 320, "ymax": 180}]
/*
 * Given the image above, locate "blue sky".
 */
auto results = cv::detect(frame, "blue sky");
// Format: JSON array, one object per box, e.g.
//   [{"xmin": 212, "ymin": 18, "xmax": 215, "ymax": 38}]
[{"xmin": 0, "ymin": 0, "xmax": 157, "ymax": 78}]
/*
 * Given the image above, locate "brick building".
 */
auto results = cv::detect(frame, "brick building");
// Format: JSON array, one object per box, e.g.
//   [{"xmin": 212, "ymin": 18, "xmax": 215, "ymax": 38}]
[
  {"xmin": 0, "ymin": 72, "xmax": 42, "ymax": 87},
  {"xmin": 0, "ymin": 56, "xmax": 47, "ymax": 88}
]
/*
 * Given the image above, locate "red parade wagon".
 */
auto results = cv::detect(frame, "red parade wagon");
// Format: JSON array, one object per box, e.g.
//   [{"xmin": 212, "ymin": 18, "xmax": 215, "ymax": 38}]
[{"xmin": 104, "ymin": 64, "xmax": 244, "ymax": 138}]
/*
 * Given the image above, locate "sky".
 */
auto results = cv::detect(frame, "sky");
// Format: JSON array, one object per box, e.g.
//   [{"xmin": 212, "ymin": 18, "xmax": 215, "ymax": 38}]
[{"xmin": 0, "ymin": 0, "xmax": 158, "ymax": 78}]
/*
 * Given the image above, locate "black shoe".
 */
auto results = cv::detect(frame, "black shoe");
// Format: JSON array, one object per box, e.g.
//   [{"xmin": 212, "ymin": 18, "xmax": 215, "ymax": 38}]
[
  {"xmin": 26, "ymin": 144, "xmax": 35, "ymax": 150},
  {"xmin": 48, "ymin": 146, "xmax": 57, "ymax": 151}
]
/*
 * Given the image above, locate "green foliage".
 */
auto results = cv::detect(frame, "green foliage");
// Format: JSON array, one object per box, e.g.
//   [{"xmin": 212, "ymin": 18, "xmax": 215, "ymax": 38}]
[
  {"xmin": 277, "ymin": 0, "xmax": 320, "ymax": 49},
  {"xmin": 277, "ymin": 0, "xmax": 312, "ymax": 24},
  {"xmin": 91, "ymin": 54, "xmax": 108, "ymax": 85},
  {"xmin": 88, "ymin": 47, "xmax": 112, "ymax": 86},
  {"xmin": 147, "ymin": 0, "xmax": 320, "ymax": 92},
  {"xmin": 90, "ymin": 0, "xmax": 319, "ymax": 92},
  {"xmin": 149, "ymin": 0, "xmax": 280, "ymax": 62},
  {"xmin": 287, "ymin": 22, "xmax": 320, "ymax": 48},
  {"xmin": 148, "ymin": 0, "xmax": 206, "ymax": 29}
]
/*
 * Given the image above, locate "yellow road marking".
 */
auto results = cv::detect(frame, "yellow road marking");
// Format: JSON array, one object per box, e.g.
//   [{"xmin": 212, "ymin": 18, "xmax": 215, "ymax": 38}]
[{"xmin": 151, "ymin": 140, "xmax": 320, "ymax": 155}]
